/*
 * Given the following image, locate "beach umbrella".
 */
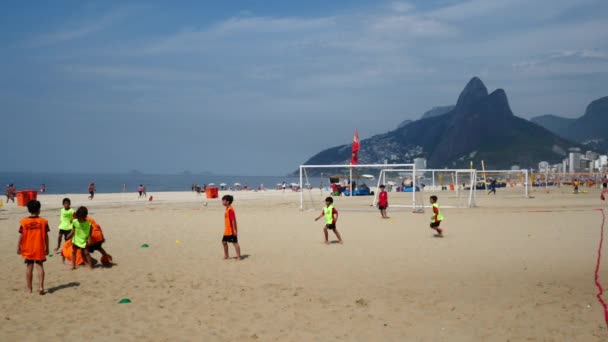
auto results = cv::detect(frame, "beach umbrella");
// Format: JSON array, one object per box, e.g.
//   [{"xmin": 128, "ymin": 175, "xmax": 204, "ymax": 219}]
[
  {"xmin": 386, "ymin": 181, "xmax": 396, "ymax": 185},
  {"xmin": 208, "ymin": 183, "xmax": 216, "ymax": 187},
  {"xmin": 290, "ymin": 183, "xmax": 299, "ymax": 187},
  {"xmin": 361, "ymin": 174, "xmax": 375, "ymax": 179},
  {"xmin": 220, "ymin": 183, "xmax": 227, "ymax": 187},
  {"xmin": 234, "ymin": 182, "xmax": 241, "ymax": 186}
]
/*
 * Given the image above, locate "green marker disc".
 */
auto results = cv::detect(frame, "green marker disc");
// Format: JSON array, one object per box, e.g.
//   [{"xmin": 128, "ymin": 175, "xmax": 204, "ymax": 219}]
[
  {"xmin": 141, "ymin": 244, "xmax": 149, "ymax": 248},
  {"xmin": 118, "ymin": 298, "xmax": 132, "ymax": 304}
]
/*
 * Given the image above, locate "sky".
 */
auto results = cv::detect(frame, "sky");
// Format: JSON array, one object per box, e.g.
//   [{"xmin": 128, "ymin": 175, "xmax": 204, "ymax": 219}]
[{"xmin": 2, "ymin": 0, "xmax": 607, "ymax": 175}]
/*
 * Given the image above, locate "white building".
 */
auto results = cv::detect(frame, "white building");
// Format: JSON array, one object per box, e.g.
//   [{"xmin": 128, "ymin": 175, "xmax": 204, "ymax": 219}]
[
  {"xmin": 538, "ymin": 161, "xmax": 549, "ymax": 172},
  {"xmin": 568, "ymin": 148, "xmax": 582, "ymax": 173}
]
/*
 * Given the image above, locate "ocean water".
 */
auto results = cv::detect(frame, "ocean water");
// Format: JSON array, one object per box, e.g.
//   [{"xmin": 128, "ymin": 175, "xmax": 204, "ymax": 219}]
[{"xmin": 0, "ymin": 172, "xmax": 300, "ymax": 195}]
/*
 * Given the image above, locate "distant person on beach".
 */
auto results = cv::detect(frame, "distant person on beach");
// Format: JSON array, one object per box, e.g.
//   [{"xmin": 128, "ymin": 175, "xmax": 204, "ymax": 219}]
[
  {"xmin": 602, "ymin": 180, "xmax": 608, "ymax": 201},
  {"xmin": 17, "ymin": 200, "xmax": 49, "ymax": 294},
  {"xmin": 88, "ymin": 183, "xmax": 95, "ymax": 200},
  {"xmin": 429, "ymin": 195, "xmax": 444, "ymax": 238},
  {"xmin": 54, "ymin": 198, "xmax": 74, "ymax": 255},
  {"xmin": 40, "ymin": 184, "xmax": 46, "ymax": 193},
  {"xmin": 573, "ymin": 179, "xmax": 579, "ymax": 194},
  {"xmin": 314, "ymin": 196, "xmax": 343, "ymax": 244},
  {"xmin": 488, "ymin": 178, "xmax": 497, "ymax": 195},
  {"xmin": 282, "ymin": 182, "xmax": 286, "ymax": 192},
  {"xmin": 221, "ymin": 195, "xmax": 241, "ymax": 260},
  {"xmin": 378, "ymin": 185, "xmax": 389, "ymax": 219},
  {"xmin": 6, "ymin": 183, "xmax": 16, "ymax": 203},
  {"xmin": 143, "ymin": 185, "xmax": 147, "ymax": 198},
  {"xmin": 138, "ymin": 184, "xmax": 144, "ymax": 198},
  {"xmin": 68, "ymin": 206, "xmax": 93, "ymax": 270}
]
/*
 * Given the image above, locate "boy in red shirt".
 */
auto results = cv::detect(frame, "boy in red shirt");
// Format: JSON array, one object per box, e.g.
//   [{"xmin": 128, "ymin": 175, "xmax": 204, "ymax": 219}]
[
  {"xmin": 378, "ymin": 184, "xmax": 389, "ymax": 219},
  {"xmin": 222, "ymin": 195, "xmax": 242, "ymax": 260},
  {"xmin": 17, "ymin": 200, "xmax": 49, "ymax": 294}
]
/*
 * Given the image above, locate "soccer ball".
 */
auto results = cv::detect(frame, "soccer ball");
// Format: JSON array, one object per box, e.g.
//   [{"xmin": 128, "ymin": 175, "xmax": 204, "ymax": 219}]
[{"xmin": 100, "ymin": 255, "xmax": 113, "ymax": 267}]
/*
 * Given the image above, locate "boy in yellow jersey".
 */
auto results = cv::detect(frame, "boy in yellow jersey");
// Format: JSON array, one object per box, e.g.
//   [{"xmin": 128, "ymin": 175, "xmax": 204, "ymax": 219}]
[
  {"xmin": 429, "ymin": 195, "xmax": 444, "ymax": 237},
  {"xmin": 17, "ymin": 200, "xmax": 49, "ymax": 294},
  {"xmin": 68, "ymin": 206, "xmax": 93, "ymax": 269},
  {"xmin": 54, "ymin": 198, "xmax": 74, "ymax": 254},
  {"xmin": 221, "ymin": 195, "xmax": 242, "ymax": 260},
  {"xmin": 314, "ymin": 196, "xmax": 343, "ymax": 244}
]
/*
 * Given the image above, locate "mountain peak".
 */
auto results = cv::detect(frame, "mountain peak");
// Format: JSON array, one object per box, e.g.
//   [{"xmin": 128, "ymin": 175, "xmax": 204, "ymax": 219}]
[
  {"xmin": 456, "ymin": 77, "xmax": 488, "ymax": 109},
  {"xmin": 583, "ymin": 96, "xmax": 608, "ymax": 119}
]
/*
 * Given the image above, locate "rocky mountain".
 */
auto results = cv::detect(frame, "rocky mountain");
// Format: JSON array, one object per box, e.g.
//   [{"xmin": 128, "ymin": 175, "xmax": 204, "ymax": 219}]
[
  {"xmin": 531, "ymin": 96, "xmax": 608, "ymax": 150},
  {"xmin": 302, "ymin": 77, "xmax": 579, "ymax": 170},
  {"xmin": 530, "ymin": 115, "xmax": 575, "ymax": 135},
  {"xmin": 396, "ymin": 105, "xmax": 454, "ymax": 128},
  {"xmin": 397, "ymin": 119, "xmax": 412, "ymax": 128},
  {"xmin": 420, "ymin": 105, "xmax": 455, "ymax": 119}
]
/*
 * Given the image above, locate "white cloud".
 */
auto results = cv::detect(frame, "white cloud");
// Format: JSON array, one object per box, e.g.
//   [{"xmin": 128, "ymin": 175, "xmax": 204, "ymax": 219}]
[
  {"xmin": 27, "ymin": 8, "xmax": 129, "ymax": 47},
  {"xmin": 388, "ymin": 2, "xmax": 414, "ymax": 13}
]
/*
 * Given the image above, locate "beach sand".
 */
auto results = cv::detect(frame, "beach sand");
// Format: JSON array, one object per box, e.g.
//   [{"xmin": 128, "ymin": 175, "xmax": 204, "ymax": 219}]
[{"xmin": 1, "ymin": 187, "xmax": 607, "ymax": 341}]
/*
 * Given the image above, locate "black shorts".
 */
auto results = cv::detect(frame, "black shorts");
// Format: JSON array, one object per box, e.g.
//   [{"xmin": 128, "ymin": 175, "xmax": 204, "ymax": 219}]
[
  {"xmin": 58, "ymin": 230, "xmax": 71, "ymax": 238},
  {"xmin": 24, "ymin": 259, "xmax": 45, "ymax": 265},
  {"xmin": 325, "ymin": 224, "xmax": 336, "ymax": 230},
  {"xmin": 430, "ymin": 221, "xmax": 441, "ymax": 228},
  {"xmin": 222, "ymin": 235, "xmax": 238, "ymax": 243},
  {"xmin": 378, "ymin": 205, "xmax": 387, "ymax": 210},
  {"xmin": 89, "ymin": 191, "xmax": 95, "ymax": 196},
  {"xmin": 88, "ymin": 242, "xmax": 104, "ymax": 253}
]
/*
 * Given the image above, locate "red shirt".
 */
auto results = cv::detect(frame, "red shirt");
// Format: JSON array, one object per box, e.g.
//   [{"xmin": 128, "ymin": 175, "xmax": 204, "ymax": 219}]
[
  {"xmin": 223, "ymin": 206, "xmax": 237, "ymax": 236},
  {"xmin": 378, "ymin": 191, "xmax": 388, "ymax": 206}
]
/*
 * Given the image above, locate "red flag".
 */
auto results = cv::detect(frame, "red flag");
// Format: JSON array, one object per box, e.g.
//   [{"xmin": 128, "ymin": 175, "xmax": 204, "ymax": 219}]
[{"xmin": 351, "ymin": 129, "xmax": 360, "ymax": 165}]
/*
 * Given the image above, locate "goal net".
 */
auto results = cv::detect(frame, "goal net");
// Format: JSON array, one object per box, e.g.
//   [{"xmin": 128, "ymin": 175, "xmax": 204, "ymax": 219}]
[
  {"xmin": 374, "ymin": 169, "xmax": 477, "ymax": 209},
  {"xmin": 299, "ymin": 164, "xmax": 415, "ymax": 211},
  {"xmin": 477, "ymin": 169, "xmax": 529, "ymax": 198}
]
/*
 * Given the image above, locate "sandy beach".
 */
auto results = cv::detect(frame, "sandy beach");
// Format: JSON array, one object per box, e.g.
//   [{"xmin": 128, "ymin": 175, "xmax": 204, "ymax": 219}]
[{"xmin": 1, "ymin": 187, "xmax": 607, "ymax": 341}]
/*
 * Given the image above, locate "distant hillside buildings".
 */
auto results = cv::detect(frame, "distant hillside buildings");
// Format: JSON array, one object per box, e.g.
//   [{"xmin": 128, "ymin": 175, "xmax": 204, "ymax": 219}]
[{"xmin": 539, "ymin": 148, "xmax": 607, "ymax": 173}]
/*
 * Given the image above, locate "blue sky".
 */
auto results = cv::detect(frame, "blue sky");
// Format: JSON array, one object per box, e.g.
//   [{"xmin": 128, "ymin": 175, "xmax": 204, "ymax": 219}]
[{"xmin": 2, "ymin": 0, "xmax": 607, "ymax": 175}]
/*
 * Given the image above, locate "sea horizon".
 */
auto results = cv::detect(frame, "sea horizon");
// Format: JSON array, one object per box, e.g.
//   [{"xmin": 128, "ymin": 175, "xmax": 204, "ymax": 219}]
[{"xmin": 0, "ymin": 171, "xmax": 300, "ymax": 195}]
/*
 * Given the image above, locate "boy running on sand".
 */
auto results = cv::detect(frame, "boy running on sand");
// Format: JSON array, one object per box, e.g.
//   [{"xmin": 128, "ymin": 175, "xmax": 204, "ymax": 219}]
[
  {"xmin": 315, "ymin": 196, "xmax": 343, "ymax": 244},
  {"xmin": 54, "ymin": 198, "xmax": 74, "ymax": 254},
  {"xmin": 68, "ymin": 206, "xmax": 93, "ymax": 269},
  {"xmin": 429, "ymin": 195, "xmax": 444, "ymax": 238},
  {"xmin": 17, "ymin": 200, "xmax": 49, "ymax": 294},
  {"xmin": 221, "ymin": 195, "xmax": 242, "ymax": 260}
]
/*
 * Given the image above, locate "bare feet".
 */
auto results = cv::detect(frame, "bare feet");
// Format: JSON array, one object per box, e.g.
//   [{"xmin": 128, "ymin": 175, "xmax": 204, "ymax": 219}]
[
  {"xmin": 39, "ymin": 289, "xmax": 46, "ymax": 295},
  {"xmin": 324, "ymin": 241, "xmax": 330, "ymax": 245},
  {"xmin": 338, "ymin": 240, "xmax": 344, "ymax": 244},
  {"xmin": 53, "ymin": 247, "xmax": 59, "ymax": 253}
]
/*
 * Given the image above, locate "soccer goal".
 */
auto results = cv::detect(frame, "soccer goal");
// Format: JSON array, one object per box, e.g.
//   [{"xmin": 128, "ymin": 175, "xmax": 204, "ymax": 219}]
[
  {"xmin": 299, "ymin": 163, "xmax": 415, "ymax": 211},
  {"xmin": 373, "ymin": 168, "xmax": 477, "ymax": 209},
  {"xmin": 478, "ymin": 169, "xmax": 529, "ymax": 198}
]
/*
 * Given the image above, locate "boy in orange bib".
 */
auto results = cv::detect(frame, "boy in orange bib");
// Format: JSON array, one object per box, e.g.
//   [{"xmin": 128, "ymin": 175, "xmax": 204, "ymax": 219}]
[{"xmin": 17, "ymin": 200, "xmax": 49, "ymax": 294}]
